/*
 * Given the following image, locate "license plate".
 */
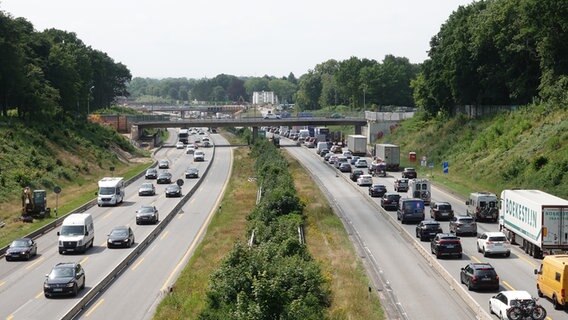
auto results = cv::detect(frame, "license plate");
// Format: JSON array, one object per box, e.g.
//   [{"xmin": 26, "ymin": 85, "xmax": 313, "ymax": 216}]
[
  {"xmin": 495, "ymin": 243, "xmax": 502, "ymax": 246},
  {"xmin": 442, "ymin": 213, "xmax": 448, "ymax": 216},
  {"xmin": 446, "ymin": 245, "xmax": 454, "ymax": 248},
  {"xmin": 53, "ymin": 288, "xmax": 63, "ymax": 292},
  {"xmin": 482, "ymin": 278, "xmax": 491, "ymax": 281}
]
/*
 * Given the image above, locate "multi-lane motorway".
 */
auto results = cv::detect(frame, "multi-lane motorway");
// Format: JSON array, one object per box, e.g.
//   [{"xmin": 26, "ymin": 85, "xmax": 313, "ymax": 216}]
[
  {"xmin": 0, "ymin": 130, "xmax": 231, "ymax": 320},
  {"xmin": 283, "ymin": 138, "xmax": 567, "ymax": 320},
  {"xmin": 2, "ymin": 130, "xmax": 566, "ymax": 319}
]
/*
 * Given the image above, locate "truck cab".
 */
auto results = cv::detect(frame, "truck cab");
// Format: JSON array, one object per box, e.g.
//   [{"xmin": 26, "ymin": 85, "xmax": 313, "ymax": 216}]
[
  {"xmin": 535, "ymin": 255, "xmax": 568, "ymax": 309},
  {"xmin": 466, "ymin": 192, "xmax": 498, "ymax": 222}
]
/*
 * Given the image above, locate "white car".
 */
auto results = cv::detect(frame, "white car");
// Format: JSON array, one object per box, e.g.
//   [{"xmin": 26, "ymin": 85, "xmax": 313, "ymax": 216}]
[
  {"xmin": 489, "ymin": 290, "xmax": 533, "ymax": 319},
  {"xmin": 186, "ymin": 146, "xmax": 195, "ymax": 154},
  {"xmin": 342, "ymin": 151, "xmax": 353, "ymax": 159},
  {"xmin": 193, "ymin": 150, "xmax": 205, "ymax": 162},
  {"xmin": 175, "ymin": 141, "xmax": 185, "ymax": 149},
  {"xmin": 354, "ymin": 159, "xmax": 368, "ymax": 168},
  {"xmin": 477, "ymin": 231, "xmax": 511, "ymax": 257},
  {"xmin": 357, "ymin": 174, "xmax": 373, "ymax": 186},
  {"xmin": 158, "ymin": 160, "xmax": 169, "ymax": 169}
]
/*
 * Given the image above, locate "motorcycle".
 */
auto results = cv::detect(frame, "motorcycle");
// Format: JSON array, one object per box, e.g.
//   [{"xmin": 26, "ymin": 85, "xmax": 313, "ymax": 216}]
[{"xmin": 506, "ymin": 298, "xmax": 547, "ymax": 320}]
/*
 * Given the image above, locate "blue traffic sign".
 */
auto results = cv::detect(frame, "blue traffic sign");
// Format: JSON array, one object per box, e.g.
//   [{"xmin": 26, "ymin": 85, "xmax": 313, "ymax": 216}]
[{"xmin": 443, "ymin": 161, "xmax": 449, "ymax": 174}]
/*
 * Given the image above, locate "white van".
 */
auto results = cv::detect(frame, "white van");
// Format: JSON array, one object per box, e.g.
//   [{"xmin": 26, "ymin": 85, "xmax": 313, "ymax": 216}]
[
  {"xmin": 97, "ymin": 177, "xmax": 125, "ymax": 207},
  {"xmin": 316, "ymin": 142, "xmax": 328, "ymax": 154},
  {"xmin": 58, "ymin": 213, "xmax": 94, "ymax": 254}
]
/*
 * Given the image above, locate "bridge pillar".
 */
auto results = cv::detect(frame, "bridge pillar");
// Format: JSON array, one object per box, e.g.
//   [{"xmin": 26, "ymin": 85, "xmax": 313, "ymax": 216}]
[
  {"xmin": 252, "ymin": 126, "xmax": 258, "ymax": 144},
  {"xmin": 354, "ymin": 125, "xmax": 362, "ymax": 135},
  {"xmin": 131, "ymin": 125, "xmax": 140, "ymax": 139}
]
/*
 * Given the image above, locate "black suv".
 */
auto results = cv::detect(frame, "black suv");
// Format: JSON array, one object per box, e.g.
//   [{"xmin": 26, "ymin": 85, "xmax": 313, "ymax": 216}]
[
  {"xmin": 415, "ymin": 220, "xmax": 443, "ymax": 241},
  {"xmin": 350, "ymin": 169, "xmax": 365, "ymax": 182},
  {"xmin": 368, "ymin": 184, "xmax": 387, "ymax": 197},
  {"xmin": 44, "ymin": 262, "xmax": 86, "ymax": 297},
  {"xmin": 460, "ymin": 263, "xmax": 500, "ymax": 291},
  {"xmin": 381, "ymin": 193, "xmax": 401, "ymax": 211},
  {"xmin": 401, "ymin": 167, "xmax": 417, "ymax": 179},
  {"xmin": 431, "ymin": 233, "xmax": 462, "ymax": 259}
]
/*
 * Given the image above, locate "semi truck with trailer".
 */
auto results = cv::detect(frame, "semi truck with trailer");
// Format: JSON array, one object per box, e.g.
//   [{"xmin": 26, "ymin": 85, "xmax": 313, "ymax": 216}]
[
  {"xmin": 346, "ymin": 135, "xmax": 367, "ymax": 156},
  {"xmin": 374, "ymin": 144, "xmax": 400, "ymax": 171},
  {"xmin": 499, "ymin": 189, "xmax": 568, "ymax": 259}
]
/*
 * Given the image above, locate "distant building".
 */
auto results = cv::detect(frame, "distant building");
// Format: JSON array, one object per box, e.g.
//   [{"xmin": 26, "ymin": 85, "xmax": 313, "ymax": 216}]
[{"xmin": 252, "ymin": 91, "xmax": 278, "ymax": 105}]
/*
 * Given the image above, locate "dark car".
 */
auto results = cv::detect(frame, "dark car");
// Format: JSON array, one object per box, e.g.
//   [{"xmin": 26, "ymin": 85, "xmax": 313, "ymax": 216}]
[
  {"xmin": 460, "ymin": 263, "xmax": 500, "ymax": 291},
  {"xmin": 5, "ymin": 238, "xmax": 37, "ymax": 261},
  {"xmin": 350, "ymin": 156, "xmax": 360, "ymax": 165},
  {"xmin": 449, "ymin": 215, "xmax": 477, "ymax": 236},
  {"xmin": 319, "ymin": 149, "xmax": 329, "ymax": 157},
  {"xmin": 368, "ymin": 184, "xmax": 387, "ymax": 197},
  {"xmin": 430, "ymin": 202, "xmax": 454, "ymax": 221},
  {"xmin": 157, "ymin": 171, "xmax": 172, "ymax": 184},
  {"xmin": 323, "ymin": 152, "xmax": 333, "ymax": 162},
  {"xmin": 136, "ymin": 205, "xmax": 159, "ymax": 225},
  {"xmin": 338, "ymin": 163, "xmax": 352, "ymax": 173},
  {"xmin": 431, "ymin": 233, "xmax": 462, "ymax": 259},
  {"xmin": 381, "ymin": 193, "xmax": 401, "ymax": 211},
  {"xmin": 350, "ymin": 169, "xmax": 365, "ymax": 182},
  {"xmin": 145, "ymin": 168, "xmax": 158, "ymax": 179},
  {"xmin": 138, "ymin": 182, "xmax": 156, "ymax": 196},
  {"xmin": 185, "ymin": 167, "xmax": 199, "ymax": 179},
  {"xmin": 107, "ymin": 226, "xmax": 135, "ymax": 248},
  {"xmin": 415, "ymin": 220, "xmax": 443, "ymax": 241},
  {"xmin": 43, "ymin": 262, "xmax": 85, "ymax": 297},
  {"xmin": 401, "ymin": 167, "xmax": 417, "ymax": 179},
  {"xmin": 165, "ymin": 184, "xmax": 182, "ymax": 197}
]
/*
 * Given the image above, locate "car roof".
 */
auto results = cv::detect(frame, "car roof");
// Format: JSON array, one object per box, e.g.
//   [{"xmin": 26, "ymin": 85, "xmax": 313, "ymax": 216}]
[
  {"xmin": 371, "ymin": 184, "xmax": 385, "ymax": 187},
  {"xmin": 422, "ymin": 219, "xmax": 439, "ymax": 224},
  {"xmin": 500, "ymin": 290, "xmax": 532, "ymax": 299},
  {"xmin": 111, "ymin": 225, "xmax": 129, "ymax": 231},
  {"xmin": 384, "ymin": 192, "xmax": 400, "ymax": 196},
  {"xmin": 55, "ymin": 262, "xmax": 77, "ymax": 268},
  {"xmin": 470, "ymin": 262, "xmax": 495, "ymax": 269},
  {"xmin": 483, "ymin": 232, "xmax": 507, "ymax": 237},
  {"xmin": 435, "ymin": 201, "xmax": 451, "ymax": 205},
  {"xmin": 436, "ymin": 233, "xmax": 458, "ymax": 238},
  {"xmin": 360, "ymin": 174, "xmax": 372, "ymax": 178}
]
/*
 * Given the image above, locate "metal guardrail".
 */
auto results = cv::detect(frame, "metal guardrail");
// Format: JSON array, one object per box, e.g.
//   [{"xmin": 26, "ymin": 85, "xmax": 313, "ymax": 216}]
[
  {"xmin": 61, "ymin": 145, "xmax": 216, "ymax": 320},
  {"xmin": 293, "ymin": 146, "xmax": 491, "ymax": 320}
]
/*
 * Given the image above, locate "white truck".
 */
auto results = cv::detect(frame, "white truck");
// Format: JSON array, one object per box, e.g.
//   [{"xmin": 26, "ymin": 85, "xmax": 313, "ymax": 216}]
[
  {"xmin": 58, "ymin": 213, "xmax": 94, "ymax": 254},
  {"xmin": 97, "ymin": 177, "xmax": 125, "ymax": 207},
  {"xmin": 499, "ymin": 189, "xmax": 568, "ymax": 259},
  {"xmin": 347, "ymin": 135, "xmax": 367, "ymax": 156},
  {"xmin": 374, "ymin": 144, "xmax": 400, "ymax": 171},
  {"xmin": 408, "ymin": 179, "xmax": 431, "ymax": 205}
]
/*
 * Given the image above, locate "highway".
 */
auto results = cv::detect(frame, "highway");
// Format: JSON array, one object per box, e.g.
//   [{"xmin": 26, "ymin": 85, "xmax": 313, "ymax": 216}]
[
  {"xmin": 76, "ymin": 133, "xmax": 232, "ymax": 319},
  {"xmin": 283, "ymin": 138, "xmax": 568, "ymax": 320},
  {"xmin": 0, "ymin": 129, "xmax": 218, "ymax": 320}
]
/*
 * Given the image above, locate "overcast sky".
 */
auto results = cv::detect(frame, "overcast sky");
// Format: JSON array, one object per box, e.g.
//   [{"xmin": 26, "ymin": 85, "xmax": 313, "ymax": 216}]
[{"xmin": 1, "ymin": 0, "xmax": 474, "ymax": 79}]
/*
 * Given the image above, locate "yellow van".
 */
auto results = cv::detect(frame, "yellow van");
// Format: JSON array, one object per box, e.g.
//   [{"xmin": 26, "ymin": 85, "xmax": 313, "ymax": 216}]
[{"xmin": 535, "ymin": 255, "xmax": 568, "ymax": 309}]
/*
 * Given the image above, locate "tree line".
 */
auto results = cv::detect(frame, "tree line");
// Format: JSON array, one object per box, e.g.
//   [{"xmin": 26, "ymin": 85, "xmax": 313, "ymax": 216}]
[{"xmin": 0, "ymin": 10, "xmax": 131, "ymax": 119}]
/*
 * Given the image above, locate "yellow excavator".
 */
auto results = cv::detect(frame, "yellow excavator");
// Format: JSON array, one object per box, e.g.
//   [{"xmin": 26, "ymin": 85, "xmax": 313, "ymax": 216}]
[{"xmin": 21, "ymin": 187, "xmax": 51, "ymax": 221}]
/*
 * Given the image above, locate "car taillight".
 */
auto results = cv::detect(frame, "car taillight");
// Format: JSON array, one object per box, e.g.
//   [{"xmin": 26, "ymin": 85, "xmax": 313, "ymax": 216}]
[
  {"xmin": 495, "ymin": 275, "xmax": 499, "ymax": 281},
  {"xmin": 471, "ymin": 276, "xmax": 478, "ymax": 283}
]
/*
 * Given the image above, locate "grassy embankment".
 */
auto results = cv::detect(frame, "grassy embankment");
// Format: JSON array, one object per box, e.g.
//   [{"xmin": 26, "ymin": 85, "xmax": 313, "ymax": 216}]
[
  {"xmin": 154, "ymin": 134, "xmax": 384, "ymax": 319},
  {"xmin": 381, "ymin": 103, "xmax": 568, "ymax": 199},
  {"xmin": 0, "ymin": 116, "xmax": 153, "ymax": 248}
]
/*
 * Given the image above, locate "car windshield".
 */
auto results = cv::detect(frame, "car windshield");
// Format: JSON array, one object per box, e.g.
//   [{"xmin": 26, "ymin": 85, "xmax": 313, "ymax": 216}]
[
  {"xmin": 99, "ymin": 187, "xmax": 116, "ymax": 195},
  {"xmin": 404, "ymin": 201, "xmax": 424, "ymax": 210},
  {"xmin": 138, "ymin": 207, "xmax": 155, "ymax": 214},
  {"xmin": 10, "ymin": 240, "xmax": 29, "ymax": 247},
  {"xmin": 489, "ymin": 236, "xmax": 507, "ymax": 241},
  {"xmin": 146, "ymin": 169, "xmax": 156, "ymax": 174},
  {"xmin": 141, "ymin": 183, "xmax": 153, "ymax": 188},
  {"xmin": 438, "ymin": 204, "xmax": 451, "ymax": 210},
  {"xmin": 110, "ymin": 229, "xmax": 128, "ymax": 237},
  {"xmin": 60, "ymin": 225, "xmax": 85, "ymax": 236},
  {"xmin": 388, "ymin": 195, "xmax": 400, "ymax": 200},
  {"xmin": 50, "ymin": 267, "xmax": 74, "ymax": 279},
  {"xmin": 476, "ymin": 269, "xmax": 496, "ymax": 276},
  {"xmin": 425, "ymin": 223, "xmax": 440, "ymax": 229},
  {"xmin": 459, "ymin": 218, "xmax": 474, "ymax": 223}
]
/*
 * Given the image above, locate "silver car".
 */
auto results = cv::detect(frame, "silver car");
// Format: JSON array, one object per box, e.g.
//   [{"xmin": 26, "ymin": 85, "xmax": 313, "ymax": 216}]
[{"xmin": 449, "ymin": 215, "xmax": 477, "ymax": 236}]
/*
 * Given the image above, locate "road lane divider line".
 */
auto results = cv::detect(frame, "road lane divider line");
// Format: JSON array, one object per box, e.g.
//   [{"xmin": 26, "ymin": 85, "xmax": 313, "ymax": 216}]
[
  {"xmin": 101, "ymin": 240, "xmax": 107, "ymax": 247},
  {"xmin": 103, "ymin": 212, "xmax": 112, "ymax": 219},
  {"xmin": 470, "ymin": 256, "xmax": 481, "ymax": 263},
  {"xmin": 80, "ymin": 257, "xmax": 89, "ymax": 264},
  {"xmin": 6, "ymin": 315, "xmax": 14, "ymax": 320},
  {"xmin": 131, "ymin": 257, "xmax": 145, "ymax": 271},
  {"xmin": 160, "ymin": 143, "xmax": 232, "ymax": 293},
  {"xmin": 35, "ymin": 291, "xmax": 43, "ymax": 299},
  {"xmin": 160, "ymin": 230, "xmax": 169, "ymax": 240},
  {"xmin": 513, "ymin": 248, "xmax": 538, "ymax": 268},
  {"xmin": 0, "ymin": 280, "xmax": 5, "ymax": 287},
  {"xmin": 84, "ymin": 298, "xmax": 104, "ymax": 317},
  {"xmin": 502, "ymin": 280, "xmax": 515, "ymax": 291},
  {"xmin": 25, "ymin": 256, "xmax": 45, "ymax": 270}
]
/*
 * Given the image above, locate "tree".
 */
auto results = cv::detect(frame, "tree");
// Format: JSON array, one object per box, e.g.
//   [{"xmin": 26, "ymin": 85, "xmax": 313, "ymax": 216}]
[{"xmin": 268, "ymin": 79, "xmax": 297, "ymax": 104}]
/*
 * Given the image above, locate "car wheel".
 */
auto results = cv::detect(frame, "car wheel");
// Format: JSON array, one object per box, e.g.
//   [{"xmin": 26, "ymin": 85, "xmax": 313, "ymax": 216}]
[
  {"xmin": 467, "ymin": 279, "xmax": 473, "ymax": 291},
  {"xmin": 72, "ymin": 284, "xmax": 78, "ymax": 297},
  {"xmin": 136, "ymin": 221, "xmax": 140, "ymax": 225},
  {"xmin": 81, "ymin": 277, "xmax": 85, "ymax": 290},
  {"xmin": 436, "ymin": 251, "xmax": 441, "ymax": 259},
  {"xmin": 537, "ymin": 287, "xmax": 544, "ymax": 297},
  {"xmin": 5, "ymin": 256, "xmax": 11, "ymax": 261},
  {"xmin": 483, "ymin": 248, "xmax": 488, "ymax": 257},
  {"xmin": 505, "ymin": 251, "xmax": 510, "ymax": 258},
  {"xmin": 489, "ymin": 303, "xmax": 493, "ymax": 314},
  {"xmin": 477, "ymin": 243, "xmax": 481, "ymax": 253},
  {"xmin": 553, "ymin": 294, "xmax": 562, "ymax": 310}
]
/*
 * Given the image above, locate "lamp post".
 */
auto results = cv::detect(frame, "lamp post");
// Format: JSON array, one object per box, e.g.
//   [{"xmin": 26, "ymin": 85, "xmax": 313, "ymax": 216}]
[
  {"xmin": 87, "ymin": 86, "xmax": 95, "ymax": 115},
  {"xmin": 362, "ymin": 84, "xmax": 368, "ymax": 110}
]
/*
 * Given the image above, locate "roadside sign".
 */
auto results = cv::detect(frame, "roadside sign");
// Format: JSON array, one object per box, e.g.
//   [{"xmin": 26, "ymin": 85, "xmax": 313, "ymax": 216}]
[
  {"xmin": 443, "ymin": 161, "xmax": 449, "ymax": 174},
  {"xmin": 428, "ymin": 162, "xmax": 434, "ymax": 169}
]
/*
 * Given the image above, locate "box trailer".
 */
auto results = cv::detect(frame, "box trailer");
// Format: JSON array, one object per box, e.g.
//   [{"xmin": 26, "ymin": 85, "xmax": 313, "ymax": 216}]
[
  {"xmin": 375, "ymin": 144, "xmax": 400, "ymax": 171},
  {"xmin": 499, "ymin": 189, "xmax": 568, "ymax": 259},
  {"xmin": 347, "ymin": 135, "xmax": 367, "ymax": 156}
]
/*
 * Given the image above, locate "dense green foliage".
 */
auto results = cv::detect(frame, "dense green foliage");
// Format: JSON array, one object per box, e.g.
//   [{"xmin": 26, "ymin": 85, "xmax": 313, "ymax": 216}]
[
  {"xmin": 413, "ymin": 0, "xmax": 568, "ymax": 116},
  {"xmin": 0, "ymin": 115, "xmax": 139, "ymax": 201},
  {"xmin": 384, "ymin": 103, "xmax": 568, "ymax": 198},
  {"xmin": 199, "ymin": 138, "xmax": 330, "ymax": 319},
  {"xmin": 128, "ymin": 73, "xmax": 298, "ymax": 105},
  {"xmin": 0, "ymin": 10, "xmax": 131, "ymax": 119}
]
